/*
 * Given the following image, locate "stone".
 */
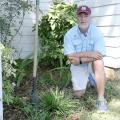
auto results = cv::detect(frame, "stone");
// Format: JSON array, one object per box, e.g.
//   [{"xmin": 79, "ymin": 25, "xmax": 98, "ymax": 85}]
[{"xmin": 104, "ymin": 67, "xmax": 120, "ymax": 81}]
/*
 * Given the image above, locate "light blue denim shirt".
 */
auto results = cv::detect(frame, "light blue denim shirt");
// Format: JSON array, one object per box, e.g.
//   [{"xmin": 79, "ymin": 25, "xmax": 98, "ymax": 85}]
[{"xmin": 64, "ymin": 23, "xmax": 106, "ymax": 56}]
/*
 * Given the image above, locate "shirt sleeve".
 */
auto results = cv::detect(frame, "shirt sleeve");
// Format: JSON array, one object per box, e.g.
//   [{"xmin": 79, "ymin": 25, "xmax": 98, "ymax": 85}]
[
  {"xmin": 64, "ymin": 34, "xmax": 76, "ymax": 56},
  {"xmin": 94, "ymin": 28, "xmax": 106, "ymax": 56}
]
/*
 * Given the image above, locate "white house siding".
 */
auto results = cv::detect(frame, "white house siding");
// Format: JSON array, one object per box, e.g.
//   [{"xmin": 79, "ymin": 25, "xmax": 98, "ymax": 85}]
[
  {"xmin": 11, "ymin": 11, "xmax": 36, "ymax": 58},
  {"xmin": 11, "ymin": 0, "xmax": 52, "ymax": 59},
  {"xmin": 13, "ymin": 0, "xmax": 120, "ymax": 68}
]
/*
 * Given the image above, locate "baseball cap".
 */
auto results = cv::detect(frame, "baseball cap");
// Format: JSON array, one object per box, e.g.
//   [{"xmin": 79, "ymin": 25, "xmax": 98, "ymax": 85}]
[{"xmin": 76, "ymin": 5, "xmax": 91, "ymax": 15}]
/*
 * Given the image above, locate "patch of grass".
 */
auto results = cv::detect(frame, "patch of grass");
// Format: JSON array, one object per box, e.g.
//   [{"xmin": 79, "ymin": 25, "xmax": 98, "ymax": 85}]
[
  {"xmin": 39, "ymin": 87, "xmax": 80, "ymax": 119},
  {"xmin": 105, "ymin": 80, "xmax": 120, "ymax": 101}
]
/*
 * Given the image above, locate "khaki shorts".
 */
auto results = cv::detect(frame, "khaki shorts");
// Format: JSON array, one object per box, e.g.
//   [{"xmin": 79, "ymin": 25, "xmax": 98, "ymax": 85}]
[{"xmin": 70, "ymin": 63, "xmax": 94, "ymax": 91}]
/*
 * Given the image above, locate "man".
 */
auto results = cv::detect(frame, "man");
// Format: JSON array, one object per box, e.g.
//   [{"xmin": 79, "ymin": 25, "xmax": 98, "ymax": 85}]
[{"xmin": 64, "ymin": 5, "xmax": 107, "ymax": 112}]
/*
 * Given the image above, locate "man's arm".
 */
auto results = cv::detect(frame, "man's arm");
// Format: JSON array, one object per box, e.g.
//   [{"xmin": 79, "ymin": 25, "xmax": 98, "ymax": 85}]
[
  {"xmin": 68, "ymin": 51, "xmax": 103, "ymax": 65},
  {"xmin": 69, "ymin": 51, "xmax": 103, "ymax": 59},
  {"xmin": 80, "ymin": 57, "xmax": 95, "ymax": 63}
]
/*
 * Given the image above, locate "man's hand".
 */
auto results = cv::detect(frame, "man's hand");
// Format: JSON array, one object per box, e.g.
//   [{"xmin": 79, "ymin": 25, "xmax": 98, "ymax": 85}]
[{"xmin": 68, "ymin": 56, "xmax": 80, "ymax": 65}]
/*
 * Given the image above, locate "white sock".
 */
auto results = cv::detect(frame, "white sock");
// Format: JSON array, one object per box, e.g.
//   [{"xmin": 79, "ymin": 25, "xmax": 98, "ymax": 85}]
[{"xmin": 98, "ymin": 96, "xmax": 105, "ymax": 101}]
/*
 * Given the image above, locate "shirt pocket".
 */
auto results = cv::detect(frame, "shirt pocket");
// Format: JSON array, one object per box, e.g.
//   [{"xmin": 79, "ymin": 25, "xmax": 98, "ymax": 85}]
[
  {"xmin": 72, "ymin": 39, "xmax": 82, "ymax": 52},
  {"xmin": 87, "ymin": 40, "xmax": 94, "ymax": 51}
]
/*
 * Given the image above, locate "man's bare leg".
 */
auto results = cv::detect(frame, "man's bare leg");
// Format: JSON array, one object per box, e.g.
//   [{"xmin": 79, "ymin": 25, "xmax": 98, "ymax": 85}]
[{"xmin": 93, "ymin": 59, "xmax": 105, "ymax": 98}]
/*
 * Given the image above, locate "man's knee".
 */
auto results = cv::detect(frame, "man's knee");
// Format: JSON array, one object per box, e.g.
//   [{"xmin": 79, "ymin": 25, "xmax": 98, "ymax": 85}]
[
  {"xmin": 73, "ymin": 90, "xmax": 85, "ymax": 98},
  {"xmin": 93, "ymin": 59, "xmax": 104, "ymax": 71}
]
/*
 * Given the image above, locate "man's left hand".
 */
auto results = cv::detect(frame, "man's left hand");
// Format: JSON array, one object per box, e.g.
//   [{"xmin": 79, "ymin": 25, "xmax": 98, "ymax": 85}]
[{"xmin": 68, "ymin": 56, "xmax": 80, "ymax": 65}]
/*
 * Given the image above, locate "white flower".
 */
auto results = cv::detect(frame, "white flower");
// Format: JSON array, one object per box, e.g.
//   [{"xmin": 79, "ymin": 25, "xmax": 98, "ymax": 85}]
[{"xmin": 0, "ymin": 44, "xmax": 5, "ymax": 51}]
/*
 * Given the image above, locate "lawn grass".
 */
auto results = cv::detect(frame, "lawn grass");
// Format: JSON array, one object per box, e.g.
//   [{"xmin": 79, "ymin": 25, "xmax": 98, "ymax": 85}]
[{"xmin": 66, "ymin": 80, "xmax": 120, "ymax": 120}]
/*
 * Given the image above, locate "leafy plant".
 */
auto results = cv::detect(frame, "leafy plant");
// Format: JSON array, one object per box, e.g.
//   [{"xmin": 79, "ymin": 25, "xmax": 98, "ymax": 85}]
[
  {"xmin": 39, "ymin": 88, "xmax": 78, "ymax": 119},
  {"xmin": 15, "ymin": 58, "xmax": 33, "ymax": 87},
  {"xmin": 38, "ymin": 1, "xmax": 77, "ymax": 67},
  {"xmin": 37, "ymin": 67, "xmax": 72, "ymax": 89},
  {"xmin": 0, "ymin": 0, "xmax": 31, "ymax": 105},
  {"xmin": 18, "ymin": 98, "xmax": 51, "ymax": 120},
  {"xmin": 3, "ymin": 79, "xmax": 14, "ymax": 104},
  {"xmin": 2, "ymin": 46, "xmax": 16, "ymax": 79},
  {"xmin": 26, "ymin": 109, "xmax": 51, "ymax": 120},
  {"xmin": 2, "ymin": 46, "xmax": 16, "ymax": 104},
  {"xmin": 48, "ymin": 67, "xmax": 71, "ymax": 89}
]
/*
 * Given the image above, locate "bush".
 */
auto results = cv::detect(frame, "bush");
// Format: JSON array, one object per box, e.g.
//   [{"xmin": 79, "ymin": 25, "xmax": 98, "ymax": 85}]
[
  {"xmin": 2, "ymin": 46, "xmax": 16, "ymax": 104},
  {"xmin": 0, "ymin": 0, "xmax": 31, "ymax": 105},
  {"xmin": 15, "ymin": 58, "xmax": 33, "ymax": 87},
  {"xmin": 38, "ymin": 2, "xmax": 77, "ymax": 67}
]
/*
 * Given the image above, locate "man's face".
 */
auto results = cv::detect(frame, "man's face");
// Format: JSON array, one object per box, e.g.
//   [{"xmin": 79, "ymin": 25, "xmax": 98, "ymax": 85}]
[{"xmin": 77, "ymin": 13, "xmax": 91, "ymax": 31}]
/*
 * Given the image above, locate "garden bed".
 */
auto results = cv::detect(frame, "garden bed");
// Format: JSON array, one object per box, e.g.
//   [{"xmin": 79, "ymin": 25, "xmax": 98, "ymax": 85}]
[{"xmin": 4, "ymin": 68, "xmax": 120, "ymax": 120}]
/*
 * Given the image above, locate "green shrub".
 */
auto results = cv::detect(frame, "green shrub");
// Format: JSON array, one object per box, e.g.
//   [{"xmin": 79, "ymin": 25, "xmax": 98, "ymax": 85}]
[
  {"xmin": 2, "ymin": 46, "xmax": 16, "ymax": 104},
  {"xmin": 2, "ymin": 47, "xmax": 33, "ymax": 104},
  {"xmin": 15, "ymin": 58, "xmax": 33, "ymax": 87},
  {"xmin": 0, "ymin": 0, "xmax": 31, "ymax": 105},
  {"xmin": 38, "ymin": 1, "xmax": 77, "ymax": 67},
  {"xmin": 3, "ymin": 79, "xmax": 14, "ymax": 104}
]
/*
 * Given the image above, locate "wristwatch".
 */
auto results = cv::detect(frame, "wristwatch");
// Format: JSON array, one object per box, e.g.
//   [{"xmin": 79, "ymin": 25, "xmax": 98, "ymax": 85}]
[{"xmin": 79, "ymin": 59, "xmax": 82, "ymax": 64}]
